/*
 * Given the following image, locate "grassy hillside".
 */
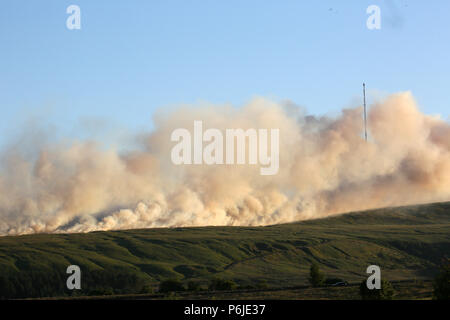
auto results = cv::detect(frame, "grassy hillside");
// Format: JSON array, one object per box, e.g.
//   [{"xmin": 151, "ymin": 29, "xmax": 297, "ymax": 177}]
[{"xmin": 0, "ymin": 202, "xmax": 449, "ymax": 299}]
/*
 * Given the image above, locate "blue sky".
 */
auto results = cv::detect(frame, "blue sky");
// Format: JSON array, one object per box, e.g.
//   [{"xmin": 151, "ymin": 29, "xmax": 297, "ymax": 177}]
[{"xmin": 0, "ymin": 1, "xmax": 449, "ymax": 146}]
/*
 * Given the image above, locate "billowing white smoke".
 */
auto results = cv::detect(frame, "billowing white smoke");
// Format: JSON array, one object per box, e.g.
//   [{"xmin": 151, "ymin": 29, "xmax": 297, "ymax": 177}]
[{"xmin": 0, "ymin": 92, "xmax": 449, "ymax": 235}]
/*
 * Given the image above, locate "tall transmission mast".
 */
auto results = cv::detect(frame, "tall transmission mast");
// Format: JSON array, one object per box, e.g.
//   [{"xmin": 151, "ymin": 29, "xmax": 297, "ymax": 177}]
[{"xmin": 363, "ymin": 83, "xmax": 367, "ymax": 141}]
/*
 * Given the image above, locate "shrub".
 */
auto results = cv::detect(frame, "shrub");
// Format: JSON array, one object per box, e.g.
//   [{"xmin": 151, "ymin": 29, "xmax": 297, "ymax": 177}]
[
  {"xmin": 88, "ymin": 287, "xmax": 114, "ymax": 296},
  {"xmin": 359, "ymin": 279, "xmax": 395, "ymax": 300},
  {"xmin": 256, "ymin": 280, "xmax": 269, "ymax": 290},
  {"xmin": 159, "ymin": 279, "xmax": 185, "ymax": 293},
  {"xmin": 238, "ymin": 284, "xmax": 256, "ymax": 290},
  {"xmin": 140, "ymin": 284, "xmax": 154, "ymax": 294},
  {"xmin": 208, "ymin": 278, "xmax": 237, "ymax": 291},
  {"xmin": 187, "ymin": 281, "xmax": 201, "ymax": 292}
]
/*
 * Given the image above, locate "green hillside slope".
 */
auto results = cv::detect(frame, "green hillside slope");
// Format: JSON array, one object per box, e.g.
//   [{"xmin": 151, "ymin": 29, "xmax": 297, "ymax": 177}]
[{"xmin": 0, "ymin": 202, "xmax": 449, "ymax": 298}]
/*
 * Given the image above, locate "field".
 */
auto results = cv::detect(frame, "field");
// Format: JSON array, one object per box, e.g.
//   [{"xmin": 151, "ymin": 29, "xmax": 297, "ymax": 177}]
[{"xmin": 0, "ymin": 202, "xmax": 449, "ymax": 299}]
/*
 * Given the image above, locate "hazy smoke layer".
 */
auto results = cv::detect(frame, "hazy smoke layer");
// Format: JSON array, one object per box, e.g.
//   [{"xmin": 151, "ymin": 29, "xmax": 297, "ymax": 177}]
[{"xmin": 0, "ymin": 92, "xmax": 449, "ymax": 235}]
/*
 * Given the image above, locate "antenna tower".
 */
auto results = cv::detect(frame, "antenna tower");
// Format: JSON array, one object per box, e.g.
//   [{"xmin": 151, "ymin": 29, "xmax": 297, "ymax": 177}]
[{"xmin": 363, "ymin": 83, "xmax": 367, "ymax": 141}]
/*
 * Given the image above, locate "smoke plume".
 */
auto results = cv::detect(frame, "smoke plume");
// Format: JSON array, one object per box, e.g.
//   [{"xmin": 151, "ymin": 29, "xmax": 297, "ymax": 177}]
[{"xmin": 0, "ymin": 92, "xmax": 449, "ymax": 235}]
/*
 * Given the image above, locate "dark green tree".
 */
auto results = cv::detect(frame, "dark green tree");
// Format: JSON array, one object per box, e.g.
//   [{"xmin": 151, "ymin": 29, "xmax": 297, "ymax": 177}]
[
  {"xmin": 433, "ymin": 259, "xmax": 450, "ymax": 300},
  {"xmin": 308, "ymin": 263, "xmax": 325, "ymax": 287}
]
